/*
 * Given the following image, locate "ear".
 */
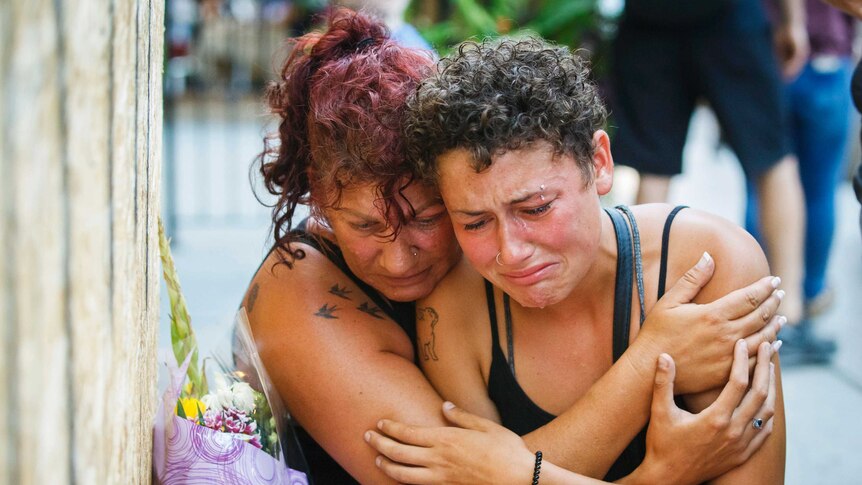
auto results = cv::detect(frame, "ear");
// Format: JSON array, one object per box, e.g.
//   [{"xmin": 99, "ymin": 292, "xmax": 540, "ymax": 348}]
[{"xmin": 591, "ymin": 130, "xmax": 614, "ymax": 196}]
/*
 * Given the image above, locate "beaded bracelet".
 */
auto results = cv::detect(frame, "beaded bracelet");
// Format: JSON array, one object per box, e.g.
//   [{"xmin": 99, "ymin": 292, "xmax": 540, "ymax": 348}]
[{"xmin": 532, "ymin": 450, "xmax": 542, "ymax": 484}]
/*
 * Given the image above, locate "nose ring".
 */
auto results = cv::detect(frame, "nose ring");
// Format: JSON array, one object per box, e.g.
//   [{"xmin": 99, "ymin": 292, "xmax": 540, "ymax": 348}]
[{"xmin": 495, "ymin": 252, "xmax": 503, "ymax": 265}]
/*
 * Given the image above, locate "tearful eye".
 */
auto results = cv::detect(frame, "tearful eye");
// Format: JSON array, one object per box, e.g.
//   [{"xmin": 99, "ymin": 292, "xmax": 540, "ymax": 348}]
[
  {"xmin": 525, "ymin": 202, "xmax": 552, "ymax": 216},
  {"xmin": 464, "ymin": 219, "xmax": 488, "ymax": 231}
]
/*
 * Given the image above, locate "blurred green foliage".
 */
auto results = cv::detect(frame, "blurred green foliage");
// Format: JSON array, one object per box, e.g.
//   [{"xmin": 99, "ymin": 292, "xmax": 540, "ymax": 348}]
[{"xmin": 407, "ymin": 0, "xmax": 604, "ymax": 53}]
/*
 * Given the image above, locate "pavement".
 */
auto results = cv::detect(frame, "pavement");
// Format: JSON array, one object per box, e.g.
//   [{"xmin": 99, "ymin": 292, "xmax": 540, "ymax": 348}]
[{"xmin": 159, "ymin": 106, "xmax": 862, "ymax": 484}]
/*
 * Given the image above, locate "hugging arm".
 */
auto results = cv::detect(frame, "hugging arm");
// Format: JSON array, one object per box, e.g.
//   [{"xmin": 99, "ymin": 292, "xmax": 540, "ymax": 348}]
[
  {"xmin": 403, "ymin": 252, "xmax": 782, "ymax": 481},
  {"xmin": 366, "ymin": 339, "xmax": 777, "ymax": 484},
  {"xmin": 244, "ymin": 248, "xmax": 448, "ymax": 484},
  {"xmin": 666, "ymin": 211, "xmax": 787, "ymax": 484},
  {"xmin": 521, "ymin": 253, "xmax": 784, "ymax": 477}
]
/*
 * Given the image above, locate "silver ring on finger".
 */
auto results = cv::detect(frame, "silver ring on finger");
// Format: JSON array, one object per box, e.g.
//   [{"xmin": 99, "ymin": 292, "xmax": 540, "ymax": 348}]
[{"xmin": 752, "ymin": 418, "xmax": 764, "ymax": 430}]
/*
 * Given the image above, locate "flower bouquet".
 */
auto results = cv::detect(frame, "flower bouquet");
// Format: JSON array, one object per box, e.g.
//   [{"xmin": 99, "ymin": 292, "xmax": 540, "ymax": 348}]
[{"xmin": 154, "ymin": 220, "xmax": 308, "ymax": 485}]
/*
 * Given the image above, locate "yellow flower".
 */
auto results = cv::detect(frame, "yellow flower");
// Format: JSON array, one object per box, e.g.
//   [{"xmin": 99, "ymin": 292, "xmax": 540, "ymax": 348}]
[{"xmin": 177, "ymin": 397, "xmax": 206, "ymax": 420}]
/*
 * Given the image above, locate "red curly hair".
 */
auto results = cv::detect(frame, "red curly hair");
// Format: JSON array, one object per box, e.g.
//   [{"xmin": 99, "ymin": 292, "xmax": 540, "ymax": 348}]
[{"xmin": 257, "ymin": 8, "xmax": 435, "ymax": 265}]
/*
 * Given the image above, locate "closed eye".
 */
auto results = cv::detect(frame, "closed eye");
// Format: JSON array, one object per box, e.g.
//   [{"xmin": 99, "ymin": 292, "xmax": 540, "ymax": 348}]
[
  {"xmin": 413, "ymin": 211, "xmax": 445, "ymax": 228},
  {"xmin": 464, "ymin": 219, "xmax": 488, "ymax": 231},
  {"xmin": 350, "ymin": 221, "xmax": 381, "ymax": 232},
  {"xmin": 524, "ymin": 202, "xmax": 552, "ymax": 216}
]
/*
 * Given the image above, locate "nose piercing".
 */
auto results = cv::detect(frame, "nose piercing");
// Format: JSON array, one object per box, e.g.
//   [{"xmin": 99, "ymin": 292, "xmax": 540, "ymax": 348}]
[
  {"xmin": 495, "ymin": 252, "xmax": 503, "ymax": 265},
  {"xmin": 411, "ymin": 247, "xmax": 419, "ymax": 257}
]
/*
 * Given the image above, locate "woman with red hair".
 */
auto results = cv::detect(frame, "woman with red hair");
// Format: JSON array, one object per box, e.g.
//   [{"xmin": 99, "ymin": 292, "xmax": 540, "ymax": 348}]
[{"xmin": 243, "ymin": 8, "xmax": 784, "ymax": 483}]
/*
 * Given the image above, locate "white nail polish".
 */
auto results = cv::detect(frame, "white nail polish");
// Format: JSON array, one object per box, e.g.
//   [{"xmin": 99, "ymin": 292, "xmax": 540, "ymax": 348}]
[
  {"xmin": 772, "ymin": 340, "xmax": 783, "ymax": 352},
  {"xmin": 776, "ymin": 290, "xmax": 785, "ymax": 300},
  {"xmin": 778, "ymin": 315, "xmax": 787, "ymax": 328},
  {"xmin": 771, "ymin": 276, "xmax": 781, "ymax": 289},
  {"xmin": 696, "ymin": 251, "xmax": 711, "ymax": 270}
]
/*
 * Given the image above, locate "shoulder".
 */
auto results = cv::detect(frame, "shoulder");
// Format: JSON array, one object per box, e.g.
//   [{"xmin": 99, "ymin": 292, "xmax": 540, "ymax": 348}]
[
  {"xmin": 416, "ymin": 254, "xmax": 489, "ymax": 364},
  {"xmin": 415, "ymin": 255, "xmax": 501, "ymax": 419},
  {"xmin": 418, "ymin": 255, "xmax": 487, "ymax": 331},
  {"xmin": 630, "ymin": 204, "xmax": 768, "ymax": 302},
  {"xmin": 244, "ymin": 241, "xmax": 413, "ymax": 359}
]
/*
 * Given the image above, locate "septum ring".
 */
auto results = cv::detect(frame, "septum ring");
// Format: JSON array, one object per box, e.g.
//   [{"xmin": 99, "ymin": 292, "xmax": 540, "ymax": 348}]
[
  {"xmin": 495, "ymin": 252, "xmax": 503, "ymax": 266},
  {"xmin": 752, "ymin": 418, "xmax": 764, "ymax": 430}
]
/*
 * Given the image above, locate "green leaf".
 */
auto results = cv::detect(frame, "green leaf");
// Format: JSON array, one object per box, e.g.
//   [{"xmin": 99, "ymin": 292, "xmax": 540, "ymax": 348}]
[
  {"xmin": 159, "ymin": 217, "xmax": 205, "ymax": 397},
  {"xmin": 199, "ymin": 358, "xmax": 209, "ymax": 396},
  {"xmin": 452, "ymin": 0, "xmax": 498, "ymax": 35},
  {"xmin": 525, "ymin": 0, "xmax": 595, "ymax": 37},
  {"xmin": 176, "ymin": 398, "xmax": 187, "ymax": 419}
]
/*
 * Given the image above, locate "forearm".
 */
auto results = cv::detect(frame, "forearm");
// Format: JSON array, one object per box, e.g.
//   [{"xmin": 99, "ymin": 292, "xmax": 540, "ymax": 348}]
[
  {"xmin": 708, "ymin": 357, "xmax": 786, "ymax": 484},
  {"xmin": 522, "ymin": 343, "xmax": 658, "ymax": 477},
  {"xmin": 538, "ymin": 461, "xmax": 620, "ymax": 485}
]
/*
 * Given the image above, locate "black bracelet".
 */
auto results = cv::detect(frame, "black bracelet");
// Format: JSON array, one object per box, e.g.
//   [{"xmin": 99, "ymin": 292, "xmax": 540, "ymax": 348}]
[{"xmin": 532, "ymin": 450, "xmax": 542, "ymax": 484}]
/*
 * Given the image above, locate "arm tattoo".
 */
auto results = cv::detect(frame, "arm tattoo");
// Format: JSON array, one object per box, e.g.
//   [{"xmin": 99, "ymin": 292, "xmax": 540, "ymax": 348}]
[
  {"xmin": 329, "ymin": 283, "xmax": 352, "ymax": 300},
  {"xmin": 357, "ymin": 301, "xmax": 384, "ymax": 319},
  {"xmin": 246, "ymin": 283, "xmax": 260, "ymax": 314},
  {"xmin": 418, "ymin": 307, "xmax": 440, "ymax": 361},
  {"xmin": 314, "ymin": 303, "xmax": 339, "ymax": 319}
]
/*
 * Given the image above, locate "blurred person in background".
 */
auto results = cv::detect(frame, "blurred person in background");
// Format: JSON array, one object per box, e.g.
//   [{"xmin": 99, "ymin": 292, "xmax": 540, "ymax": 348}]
[
  {"xmin": 745, "ymin": 0, "xmax": 855, "ymax": 365},
  {"xmin": 820, "ymin": 0, "xmax": 862, "ymax": 236},
  {"xmin": 243, "ymin": 8, "xmax": 784, "ymax": 483},
  {"xmin": 610, "ymin": 0, "xmax": 810, "ymax": 334}
]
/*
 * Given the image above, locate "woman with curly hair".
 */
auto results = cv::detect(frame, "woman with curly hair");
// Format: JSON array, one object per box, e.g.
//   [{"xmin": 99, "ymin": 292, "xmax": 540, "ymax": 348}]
[
  {"xmin": 365, "ymin": 38, "xmax": 786, "ymax": 484},
  {"xmin": 245, "ymin": 9, "xmax": 785, "ymax": 483}
]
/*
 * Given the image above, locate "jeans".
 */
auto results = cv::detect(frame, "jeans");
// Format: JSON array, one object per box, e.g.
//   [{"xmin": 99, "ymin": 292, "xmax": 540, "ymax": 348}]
[{"xmin": 746, "ymin": 57, "xmax": 854, "ymax": 300}]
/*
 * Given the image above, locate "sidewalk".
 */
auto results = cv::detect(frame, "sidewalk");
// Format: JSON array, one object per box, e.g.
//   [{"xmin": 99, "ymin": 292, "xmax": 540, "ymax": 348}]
[{"xmin": 159, "ymin": 106, "xmax": 862, "ymax": 483}]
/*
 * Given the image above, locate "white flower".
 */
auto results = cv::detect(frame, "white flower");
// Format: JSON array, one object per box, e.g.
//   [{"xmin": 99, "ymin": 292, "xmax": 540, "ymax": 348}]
[
  {"xmin": 217, "ymin": 389, "xmax": 234, "ymax": 410},
  {"xmin": 201, "ymin": 393, "xmax": 223, "ymax": 413},
  {"xmin": 230, "ymin": 382, "xmax": 256, "ymax": 413},
  {"xmin": 200, "ymin": 374, "xmax": 257, "ymax": 414}
]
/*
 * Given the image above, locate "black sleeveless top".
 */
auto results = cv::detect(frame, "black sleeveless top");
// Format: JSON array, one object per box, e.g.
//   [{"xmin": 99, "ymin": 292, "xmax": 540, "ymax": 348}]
[
  {"xmin": 486, "ymin": 205, "xmax": 687, "ymax": 481},
  {"xmin": 258, "ymin": 222, "xmax": 416, "ymax": 485}
]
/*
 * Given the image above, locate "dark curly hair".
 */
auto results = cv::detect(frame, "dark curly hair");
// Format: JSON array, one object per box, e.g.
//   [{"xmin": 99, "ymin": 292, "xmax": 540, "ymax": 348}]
[
  {"xmin": 257, "ymin": 8, "xmax": 435, "ymax": 265},
  {"xmin": 405, "ymin": 37, "xmax": 607, "ymax": 184}
]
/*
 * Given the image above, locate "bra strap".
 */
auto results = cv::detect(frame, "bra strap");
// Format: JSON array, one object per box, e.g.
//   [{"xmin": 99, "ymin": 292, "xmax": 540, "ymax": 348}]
[
  {"xmin": 657, "ymin": 206, "xmax": 688, "ymax": 299},
  {"xmin": 605, "ymin": 207, "xmax": 634, "ymax": 362}
]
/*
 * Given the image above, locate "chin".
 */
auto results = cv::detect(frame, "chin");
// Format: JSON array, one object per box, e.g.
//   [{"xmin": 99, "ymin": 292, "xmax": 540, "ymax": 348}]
[
  {"xmin": 381, "ymin": 283, "xmax": 433, "ymax": 303},
  {"xmin": 510, "ymin": 288, "xmax": 565, "ymax": 309}
]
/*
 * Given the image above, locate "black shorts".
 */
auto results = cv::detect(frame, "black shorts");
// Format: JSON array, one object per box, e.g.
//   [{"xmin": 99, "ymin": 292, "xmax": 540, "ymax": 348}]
[{"xmin": 610, "ymin": 23, "xmax": 790, "ymax": 178}]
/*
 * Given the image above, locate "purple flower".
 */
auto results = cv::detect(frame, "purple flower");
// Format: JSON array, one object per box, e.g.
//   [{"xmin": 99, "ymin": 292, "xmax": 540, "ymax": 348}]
[
  {"xmin": 248, "ymin": 435, "xmax": 262, "ymax": 449},
  {"xmin": 224, "ymin": 414, "xmax": 244, "ymax": 434},
  {"xmin": 203, "ymin": 409, "xmax": 224, "ymax": 431}
]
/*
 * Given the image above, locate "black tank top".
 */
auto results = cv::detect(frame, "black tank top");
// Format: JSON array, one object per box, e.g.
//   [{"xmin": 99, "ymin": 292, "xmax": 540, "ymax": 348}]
[
  {"xmin": 486, "ymin": 205, "xmax": 687, "ymax": 481},
  {"xmin": 254, "ymin": 221, "xmax": 416, "ymax": 485}
]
